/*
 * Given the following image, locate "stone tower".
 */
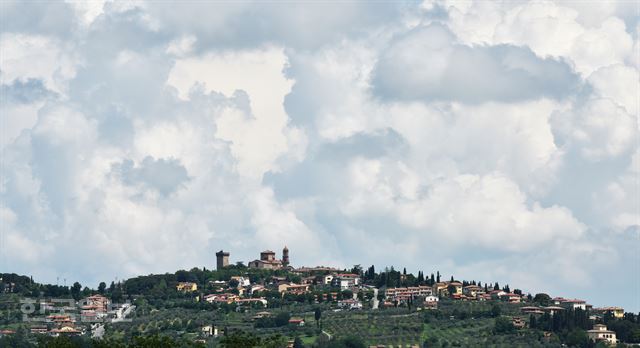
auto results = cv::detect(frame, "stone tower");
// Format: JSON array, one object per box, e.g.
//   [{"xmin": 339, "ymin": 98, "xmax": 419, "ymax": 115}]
[
  {"xmin": 216, "ymin": 250, "xmax": 229, "ymax": 270},
  {"xmin": 282, "ymin": 246, "xmax": 289, "ymax": 267}
]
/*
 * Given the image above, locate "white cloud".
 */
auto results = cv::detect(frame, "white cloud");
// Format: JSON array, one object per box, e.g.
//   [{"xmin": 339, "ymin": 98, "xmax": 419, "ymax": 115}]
[
  {"xmin": 0, "ymin": 101, "xmax": 43, "ymax": 149},
  {"xmin": 167, "ymin": 48, "xmax": 303, "ymax": 180},
  {"xmin": 372, "ymin": 24, "xmax": 580, "ymax": 103},
  {"xmin": 593, "ymin": 149, "xmax": 640, "ymax": 230},
  {"xmin": 0, "ymin": 33, "xmax": 77, "ymax": 95},
  {"xmin": 65, "ymin": 0, "xmax": 107, "ymax": 27},
  {"xmin": 1, "ymin": 0, "xmax": 638, "ymax": 312},
  {"xmin": 443, "ymin": 0, "xmax": 635, "ymax": 76},
  {"xmin": 342, "ymin": 158, "xmax": 585, "ymax": 252},
  {"xmin": 588, "ymin": 64, "xmax": 640, "ymax": 116},
  {"xmin": 552, "ymin": 98, "xmax": 637, "ymax": 160}
]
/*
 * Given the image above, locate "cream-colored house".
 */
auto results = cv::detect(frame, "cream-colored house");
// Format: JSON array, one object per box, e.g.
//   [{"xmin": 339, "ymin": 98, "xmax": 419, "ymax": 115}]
[
  {"xmin": 587, "ymin": 324, "xmax": 617, "ymax": 345},
  {"xmin": 448, "ymin": 281, "xmax": 463, "ymax": 295},
  {"xmin": 595, "ymin": 307, "xmax": 625, "ymax": 319},
  {"xmin": 176, "ymin": 282, "xmax": 198, "ymax": 292}
]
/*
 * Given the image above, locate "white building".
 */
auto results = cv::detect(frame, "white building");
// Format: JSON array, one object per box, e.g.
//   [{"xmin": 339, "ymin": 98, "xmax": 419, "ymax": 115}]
[
  {"xmin": 323, "ymin": 275, "xmax": 334, "ymax": 285},
  {"xmin": 337, "ymin": 299, "xmax": 363, "ymax": 310},
  {"xmin": 561, "ymin": 299, "xmax": 588, "ymax": 311},
  {"xmin": 424, "ymin": 295, "xmax": 439, "ymax": 309},
  {"xmin": 332, "ymin": 274, "xmax": 360, "ymax": 290},
  {"xmin": 385, "ymin": 286, "xmax": 434, "ymax": 302},
  {"xmin": 230, "ymin": 276, "xmax": 251, "ymax": 287},
  {"xmin": 587, "ymin": 324, "xmax": 617, "ymax": 345},
  {"xmin": 201, "ymin": 325, "xmax": 218, "ymax": 337}
]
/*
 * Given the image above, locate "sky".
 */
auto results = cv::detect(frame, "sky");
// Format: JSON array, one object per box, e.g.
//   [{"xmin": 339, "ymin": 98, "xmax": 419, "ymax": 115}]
[{"xmin": 0, "ymin": 1, "xmax": 638, "ymax": 311}]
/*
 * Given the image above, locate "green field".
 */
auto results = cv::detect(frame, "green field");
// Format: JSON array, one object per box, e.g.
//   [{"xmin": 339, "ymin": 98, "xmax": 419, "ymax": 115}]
[{"xmin": 323, "ymin": 310, "xmax": 424, "ymax": 345}]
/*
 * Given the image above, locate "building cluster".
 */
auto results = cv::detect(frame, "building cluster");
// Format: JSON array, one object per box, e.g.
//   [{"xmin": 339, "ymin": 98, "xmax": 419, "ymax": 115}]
[
  {"xmin": 209, "ymin": 247, "xmax": 628, "ymax": 329},
  {"xmin": 19, "ymin": 295, "xmax": 133, "ymax": 338},
  {"xmin": 187, "ymin": 272, "xmax": 366, "ymax": 310},
  {"xmin": 178, "ymin": 246, "xmax": 372, "ymax": 313},
  {"xmin": 0, "ymin": 244, "xmax": 632, "ymax": 345},
  {"xmin": 519, "ymin": 297, "xmax": 594, "ymax": 317},
  {"xmin": 383, "ymin": 281, "xmax": 527, "ymax": 309},
  {"xmin": 215, "ymin": 246, "xmax": 291, "ymax": 271}
]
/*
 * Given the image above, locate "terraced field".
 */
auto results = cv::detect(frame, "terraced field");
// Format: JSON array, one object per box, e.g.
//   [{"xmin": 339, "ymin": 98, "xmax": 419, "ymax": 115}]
[
  {"xmin": 422, "ymin": 318, "xmax": 494, "ymax": 346},
  {"xmin": 107, "ymin": 301, "xmax": 558, "ymax": 347},
  {"xmin": 319, "ymin": 303, "xmax": 557, "ymax": 347},
  {"xmin": 323, "ymin": 311, "xmax": 424, "ymax": 346}
]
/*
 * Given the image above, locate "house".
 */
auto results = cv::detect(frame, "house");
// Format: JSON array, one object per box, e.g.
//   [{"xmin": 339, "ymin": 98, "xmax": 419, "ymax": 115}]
[
  {"xmin": 201, "ymin": 325, "xmax": 218, "ymax": 337},
  {"xmin": 252, "ymin": 311, "xmax": 272, "ymax": 320},
  {"xmin": 204, "ymin": 293, "xmax": 239, "ymax": 304},
  {"xmin": 2, "ymin": 282, "xmax": 16, "ymax": 293},
  {"xmin": 81, "ymin": 295, "xmax": 110, "ymax": 320},
  {"xmin": 385, "ymin": 286, "xmax": 434, "ymax": 302},
  {"xmin": 176, "ymin": 282, "xmax": 198, "ymax": 292},
  {"xmin": 479, "ymin": 293, "xmax": 492, "ymax": 301},
  {"xmin": 512, "ymin": 317, "xmax": 526, "ymax": 329},
  {"xmin": 594, "ymin": 307, "xmax": 624, "ymax": 319},
  {"xmin": 323, "ymin": 274, "xmax": 334, "ymax": 285},
  {"xmin": 248, "ymin": 248, "xmax": 290, "ymax": 270},
  {"xmin": 230, "ymin": 276, "xmax": 251, "ymax": 287},
  {"xmin": 0, "ymin": 329, "xmax": 15, "ymax": 337},
  {"xmin": 47, "ymin": 315, "xmax": 75, "ymax": 326},
  {"xmin": 560, "ymin": 299, "xmax": 587, "ymax": 310},
  {"xmin": 50, "ymin": 326, "xmax": 81, "ymax": 337},
  {"xmin": 30, "ymin": 327, "xmax": 48, "ymax": 335},
  {"xmin": 301, "ymin": 276, "xmax": 316, "ymax": 285},
  {"xmin": 587, "ymin": 324, "xmax": 617, "ymax": 345},
  {"xmin": 424, "ymin": 295, "xmax": 439, "ymax": 309},
  {"xmin": 278, "ymin": 283, "xmax": 310, "ymax": 294},
  {"xmin": 544, "ymin": 306, "xmax": 565, "ymax": 316},
  {"xmin": 249, "ymin": 285, "xmax": 266, "ymax": 295},
  {"xmin": 83, "ymin": 295, "xmax": 110, "ymax": 312},
  {"xmin": 332, "ymin": 274, "xmax": 360, "ymax": 289},
  {"xmin": 447, "ymin": 281, "xmax": 463, "ymax": 296},
  {"xmin": 500, "ymin": 293, "xmax": 522, "ymax": 303},
  {"xmin": 463, "ymin": 285, "xmax": 483, "ymax": 297},
  {"xmin": 521, "ymin": 306, "xmax": 545, "ymax": 315},
  {"xmin": 433, "ymin": 282, "xmax": 448, "ymax": 297},
  {"xmin": 288, "ymin": 318, "xmax": 305, "ymax": 326},
  {"xmin": 489, "ymin": 290, "xmax": 507, "ymax": 299},
  {"xmin": 337, "ymin": 299, "xmax": 363, "ymax": 310}
]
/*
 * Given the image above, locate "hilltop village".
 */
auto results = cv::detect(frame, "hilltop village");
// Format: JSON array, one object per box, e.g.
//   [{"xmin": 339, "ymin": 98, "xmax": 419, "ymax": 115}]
[{"xmin": 0, "ymin": 246, "xmax": 638, "ymax": 348}]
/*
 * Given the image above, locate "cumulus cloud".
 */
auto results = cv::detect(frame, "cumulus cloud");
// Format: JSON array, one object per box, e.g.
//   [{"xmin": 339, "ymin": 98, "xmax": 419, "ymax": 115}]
[
  {"xmin": 372, "ymin": 24, "xmax": 580, "ymax": 104},
  {"xmin": 552, "ymin": 98, "xmax": 637, "ymax": 160},
  {"xmin": 1, "ymin": 78, "xmax": 56, "ymax": 104},
  {"xmin": 143, "ymin": 1, "xmax": 405, "ymax": 50},
  {"xmin": 167, "ymin": 47, "xmax": 306, "ymax": 179},
  {"xmin": 593, "ymin": 150, "xmax": 640, "ymax": 230},
  {"xmin": 0, "ymin": 0, "xmax": 638, "ymax": 311},
  {"xmin": 440, "ymin": 0, "xmax": 636, "ymax": 76},
  {"xmin": 340, "ymin": 159, "xmax": 585, "ymax": 252},
  {"xmin": 112, "ymin": 156, "xmax": 190, "ymax": 197},
  {"xmin": 0, "ymin": 33, "xmax": 77, "ymax": 95}
]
